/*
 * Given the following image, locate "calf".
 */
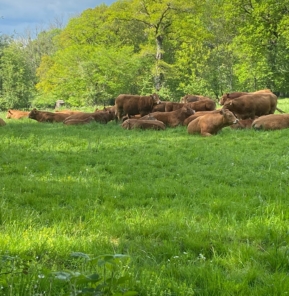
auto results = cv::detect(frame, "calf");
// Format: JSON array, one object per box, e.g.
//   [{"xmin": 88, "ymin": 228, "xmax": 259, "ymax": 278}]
[
  {"xmin": 252, "ymin": 114, "xmax": 289, "ymax": 130},
  {"xmin": 122, "ymin": 119, "xmax": 166, "ymax": 130},
  {"xmin": 187, "ymin": 109, "xmax": 239, "ymax": 136},
  {"xmin": 230, "ymin": 118, "xmax": 256, "ymax": 129},
  {"xmin": 140, "ymin": 106, "xmax": 195, "ymax": 127}
]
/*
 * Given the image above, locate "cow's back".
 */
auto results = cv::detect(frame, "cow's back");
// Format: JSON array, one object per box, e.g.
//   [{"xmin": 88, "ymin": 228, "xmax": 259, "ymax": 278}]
[
  {"xmin": 252, "ymin": 114, "xmax": 289, "ymax": 130},
  {"xmin": 224, "ymin": 93, "xmax": 277, "ymax": 119}
]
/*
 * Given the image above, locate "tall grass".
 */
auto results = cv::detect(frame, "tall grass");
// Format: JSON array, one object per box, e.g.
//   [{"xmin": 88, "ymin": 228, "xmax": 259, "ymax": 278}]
[{"xmin": 0, "ymin": 101, "xmax": 289, "ymax": 295}]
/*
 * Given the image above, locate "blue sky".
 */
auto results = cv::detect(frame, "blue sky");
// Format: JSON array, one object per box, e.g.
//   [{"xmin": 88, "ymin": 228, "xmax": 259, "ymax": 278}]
[{"xmin": 0, "ymin": 0, "xmax": 116, "ymax": 37}]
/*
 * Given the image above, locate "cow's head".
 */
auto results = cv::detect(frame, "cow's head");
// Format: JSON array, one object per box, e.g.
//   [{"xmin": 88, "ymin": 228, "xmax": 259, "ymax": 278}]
[
  {"xmin": 151, "ymin": 93, "xmax": 161, "ymax": 105},
  {"xmin": 6, "ymin": 109, "xmax": 13, "ymax": 119},
  {"xmin": 220, "ymin": 109, "xmax": 239, "ymax": 124},
  {"xmin": 28, "ymin": 108, "xmax": 38, "ymax": 119}
]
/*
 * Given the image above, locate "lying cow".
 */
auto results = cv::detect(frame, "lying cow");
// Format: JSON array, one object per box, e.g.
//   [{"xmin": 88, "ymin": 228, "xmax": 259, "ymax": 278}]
[
  {"xmin": 122, "ymin": 119, "xmax": 166, "ymax": 130},
  {"xmin": 152, "ymin": 101, "xmax": 170, "ymax": 112},
  {"xmin": 187, "ymin": 109, "xmax": 239, "ymax": 136},
  {"xmin": 28, "ymin": 109, "xmax": 71, "ymax": 122},
  {"xmin": 223, "ymin": 92, "xmax": 278, "ymax": 119},
  {"xmin": 140, "ymin": 106, "xmax": 195, "ymax": 127},
  {"xmin": 115, "ymin": 93, "xmax": 161, "ymax": 122},
  {"xmin": 186, "ymin": 99, "xmax": 216, "ymax": 112},
  {"xmin": 64, "ymin": 116, "xmax": 95, "ymax": 125},
  {"xmin": 165, "ymin": 102, "xmax": 184, "ymax": 112},
  {"xmin": 230, "ymin": 118, "xmax": 256, "ymax": 129},
  {"xmin": 6, "ymin": 109, "xmax": 29, "ymax": 119},
  {"xmin": 180, "ymin": 94, "xmax": 211, "ymax": 103},
  {"xmin": 55, "ymin": 109, "xmax": 82, "ymax": 115},
  {"xmin": 63, "ymin": 109, "xmax": 114, "ymax": 124},
  {"xmin": 0, "ymin": 118, "xmax": 6, "ymax": 126},
  {"xmin": 183, "ymin": 110, "xmax": 221, "ymax": 126},
  {"xmin": 252, "ymin": 114, "xmax": 289, "ymax": 130}
]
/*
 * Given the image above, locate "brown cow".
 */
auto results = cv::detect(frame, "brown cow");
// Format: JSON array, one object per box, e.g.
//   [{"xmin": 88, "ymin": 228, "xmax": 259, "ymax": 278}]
[
  {"xmin": 64, "ymin": 116, "xmax": 95, "ymax": 125},
  {"xmin": 122, "ymin": 119, "xmax": 166, "ymax": 130},
  {"xmin": 187, "ymin": 109, "xmax": 239, "ymax": 136},
  {"xmin": 28, "ymin": 109, "xmax": 71, "ymax": 122},
  {"xmin": 63, "ymin": 109, "xmax": 114, "ymax": 124},
  {"xmin": 183, "ymin": 110, "xmax": 222, "ymax": 126},
  {"xmin": 219, "ymin": 89, "xmax": 273, "ymax": 105},
  {"xmin": 180, "ymin": 95, "xmax": 211, "ymax": 103},
  {"xmin": 186, "ymin": 99, "xmax": 216, "ymax": 112},
  {"xmin": 115, "ymin": 93, "xmax": 161, "ymax": 122},
  {"xmin": 165, "ymin": 102, "xmax": 184, "ymax": 112},
  {"xmin": 230, "ymin": 118, "xmax": 256, "ymax": 129},
  {"xmin": 0, "ymin": 118, "xmax": 6, "ymax": 126},
  {"xmin": 252, "ymin": 114, "xmax": 289, "ymax": 130},
  {"xmin": 152, "ymin": 101, "xmax": 170, "ymax": 112},
  {"xmin": 6, "ymin": 109, "xmax": 29, "ymax": 119},
  {"xmin": 140, "ymin": 106, "xmax": 195, "ymax": 127},
  {"xmin": 222, "ymin": 92, "xmax": 278, "ymax": 119},
  {"xmin": 55, "ymin": 110, "xmax": 82, "ymax": 115}
]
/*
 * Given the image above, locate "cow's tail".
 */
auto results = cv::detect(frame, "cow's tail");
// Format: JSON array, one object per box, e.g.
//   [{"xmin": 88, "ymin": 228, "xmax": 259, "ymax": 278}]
[{"xmin": 276, "ymin": 107, "xmax": 286, "ymax": 114}]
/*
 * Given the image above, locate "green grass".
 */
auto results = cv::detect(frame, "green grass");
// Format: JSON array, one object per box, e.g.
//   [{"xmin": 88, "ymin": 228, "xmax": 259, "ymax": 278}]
[{"xmin": 1, "ymin": 102, "xmax": 289, "ymax": 295}]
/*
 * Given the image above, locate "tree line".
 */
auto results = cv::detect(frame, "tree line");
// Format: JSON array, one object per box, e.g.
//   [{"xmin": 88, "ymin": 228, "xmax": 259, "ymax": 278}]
[{"xmin": 1, "ymin": 0, "xmax": 289, "ymax": 110}]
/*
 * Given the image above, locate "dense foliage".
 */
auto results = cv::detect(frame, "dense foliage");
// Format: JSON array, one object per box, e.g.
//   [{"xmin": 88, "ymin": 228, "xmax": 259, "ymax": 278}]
[{"xmin": 1, "ymin": 0, "xmax": 289, "ymax": 109}]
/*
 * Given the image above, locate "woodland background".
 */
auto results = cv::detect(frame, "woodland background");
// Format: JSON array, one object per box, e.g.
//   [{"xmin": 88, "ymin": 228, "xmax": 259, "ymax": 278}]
[{"xmin": 1, "ymin": 0, "xmax": 289, "ymax": 110}]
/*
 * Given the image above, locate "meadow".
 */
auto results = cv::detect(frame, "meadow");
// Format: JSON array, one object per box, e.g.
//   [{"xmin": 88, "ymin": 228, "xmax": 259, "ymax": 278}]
[{"xmin": 0, "ymin": 100, "xmax": 289, "ymax": 295}]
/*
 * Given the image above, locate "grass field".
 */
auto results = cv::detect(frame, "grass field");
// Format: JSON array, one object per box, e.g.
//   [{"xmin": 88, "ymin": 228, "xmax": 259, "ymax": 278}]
[{"xmin": 1, "ymin": 101, "xmax": 289, "ymax": 295}]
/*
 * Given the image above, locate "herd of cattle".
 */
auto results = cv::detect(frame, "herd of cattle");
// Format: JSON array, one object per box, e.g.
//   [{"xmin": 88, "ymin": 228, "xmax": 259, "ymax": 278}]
[{"xmin": 1, "ymin": 89, "xmax": 289, "ymax": 136}]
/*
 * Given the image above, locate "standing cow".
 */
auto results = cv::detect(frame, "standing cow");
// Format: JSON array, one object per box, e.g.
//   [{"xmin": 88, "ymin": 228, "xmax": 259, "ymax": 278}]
[
  {"xmin": 114, "ymin": 93, "xmax": 161, "ymax": 122},
  {"xmin": 223, "ymin": 92, "xmax": 278, "ymax": 119}
]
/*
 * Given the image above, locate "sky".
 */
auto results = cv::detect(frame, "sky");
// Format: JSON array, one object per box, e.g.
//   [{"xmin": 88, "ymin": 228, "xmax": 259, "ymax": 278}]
[{"xmin": 0, "ymin": 0, "xmax": 116, "ymax": 37}]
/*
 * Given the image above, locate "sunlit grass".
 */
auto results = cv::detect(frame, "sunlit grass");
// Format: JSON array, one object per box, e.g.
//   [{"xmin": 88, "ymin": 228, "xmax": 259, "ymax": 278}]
[{"xmin": 1, "ymin": 103, "xmax": 289, "ymax": 295}]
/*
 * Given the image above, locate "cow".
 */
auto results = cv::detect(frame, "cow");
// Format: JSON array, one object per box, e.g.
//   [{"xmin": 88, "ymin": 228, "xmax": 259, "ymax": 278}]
[
  {"xmin": 28, "ymin": 109, "xmax": 71, "ymax": 122},
  {"xmin": 165, "ymin": 102, "xmax": 184, "ymax": 112},
  {"xmin": 252, "ymin": 114, "xmax": 289, "ymax": 130},
  {"xmin": 187, "ymin": 109, "xmax": 239, "ymax": 136},
  {"xmin": 152, "ymin": 101, "xmax": 170, "ymax": 112},
  {"xmin": 114, "ymin": 93, "xmax": 161, "ymax": 122},
  {"xmin": 55, "ymin": 110, "xmax": 82, "ymax": 115},
  {"xmin": 63, "ymin": 116, "xmax": 95, "ymax": 125},
  {"xmin": 186, "ymin": 99, "xmax": 216, "ymax": 112},
  {"xmin": 222, "ymin": 92, "xmax": 278, "ymax": 119},
  {"xmin": 6, "ymin": 109, "xmax": 29, "ymax": 119},
  {"xmin": 230, "ymin": 118, "xmax": 257, "ymax": 129},
  {"xmin": 180, "ymin": 94, "xmax": 211, "ymax": 103},
  {"xmin": 0, "ymin": 118, "xmax": 6, "ymax": 126},
  {"xmin": 219, "ymin": 89, "xmax": 274, "ymax": 105},
  {"xmin": 63, "ymin": 109, "xmax": 114, "ymax": 124},
  {"xmin": 140, "ymin": 106, "xmax": 195, "ymax": 127},
  {"xmin": 183, "ymin": 110, "xmax": 222, "ymax": 126},
  {"xmin": 122, "ymin": 119, "xmax": 166, "ymax": 130}
]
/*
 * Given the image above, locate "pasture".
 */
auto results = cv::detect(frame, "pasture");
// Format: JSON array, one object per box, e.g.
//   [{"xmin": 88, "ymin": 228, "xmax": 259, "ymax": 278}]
[{"xmin": 1, "ymin": 100, "xmax": 289, "ymax": 295}]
